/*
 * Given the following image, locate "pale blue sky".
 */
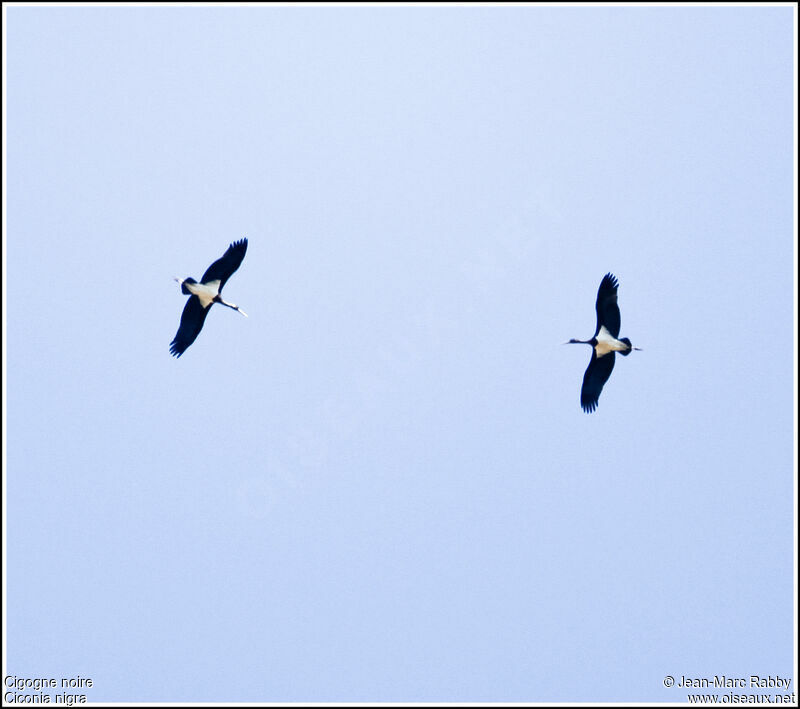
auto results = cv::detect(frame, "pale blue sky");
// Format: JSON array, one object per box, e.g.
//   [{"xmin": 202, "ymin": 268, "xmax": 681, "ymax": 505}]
[{"xmin": 5, "ymin": 4, "xmax": 795, "ymax": 703}]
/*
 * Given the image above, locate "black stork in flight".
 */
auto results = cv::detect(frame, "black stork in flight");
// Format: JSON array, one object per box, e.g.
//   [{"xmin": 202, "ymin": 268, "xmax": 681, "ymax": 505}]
[
  {"xmin": 566, "ymin": 273, "xmax": 640, "ymax": 413},
  {"xmin": 170, "ymin": 238, "xmax": 248, "ymax": 358}
]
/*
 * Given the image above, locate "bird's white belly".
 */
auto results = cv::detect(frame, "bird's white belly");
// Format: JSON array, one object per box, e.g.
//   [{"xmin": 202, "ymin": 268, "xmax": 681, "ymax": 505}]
[
  {"xmin": 185, "ymin": 280, "xmax": 221, "ymax": 308},
  {"xmin": 595, "ymin": 325, "xmax": 628, "ymax": 356}
]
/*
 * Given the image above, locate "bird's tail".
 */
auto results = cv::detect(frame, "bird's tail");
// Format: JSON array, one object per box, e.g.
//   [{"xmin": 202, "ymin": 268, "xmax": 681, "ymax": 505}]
[{"xmin": 619, "ymin": 337, "xmax": 634, "ymax": 356}]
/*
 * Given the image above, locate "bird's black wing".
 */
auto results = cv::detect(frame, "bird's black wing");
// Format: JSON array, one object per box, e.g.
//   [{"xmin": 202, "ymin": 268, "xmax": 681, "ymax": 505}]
[
  {"xmin": 581, "ymin": 351, "xmax": 615, "ymax": 413},
  {"xmin": 170, "ymin": 296, "xmax": 211, "ymax": 357},
  {"xmin": 595, "ymin": 272, "xmax": 621, "ymax": 338},
  {"xmin": 200, "ymin": 238, "xmax": 248, "ymax": 291}
]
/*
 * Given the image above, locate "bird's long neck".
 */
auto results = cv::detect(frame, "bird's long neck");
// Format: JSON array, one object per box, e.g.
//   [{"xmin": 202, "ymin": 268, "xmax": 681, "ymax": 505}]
[{"xmin": 567, "ymin": 338, "xmax": 592, "ymax": 345}]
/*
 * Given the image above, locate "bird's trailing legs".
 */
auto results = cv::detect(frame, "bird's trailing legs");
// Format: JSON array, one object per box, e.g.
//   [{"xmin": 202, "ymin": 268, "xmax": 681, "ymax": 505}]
[{"xmin": 218, "ymin": 299, "xmax": 248, "ymax": 317}]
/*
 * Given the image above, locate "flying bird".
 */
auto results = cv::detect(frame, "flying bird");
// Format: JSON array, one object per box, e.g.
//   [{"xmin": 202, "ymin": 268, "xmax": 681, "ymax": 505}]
[
  {"xmin": 170, "ymin": 238, "xmax": 248, "ymax": 357},
  {"xmin": 566, "ymin": 273, "xmax": 640, "ymax": 413}
]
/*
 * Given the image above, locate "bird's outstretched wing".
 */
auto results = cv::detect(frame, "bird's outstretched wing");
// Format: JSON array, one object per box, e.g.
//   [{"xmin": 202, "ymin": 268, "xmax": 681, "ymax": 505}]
[
  {"xmin": 595, "ymin": 272, "xmax": 621, "ymax": 338},
  {"xmin": 170, "ymin": 296, "xmax": 210, "ymax": 357},
  {"xmin": 201, "ymin": 238, "xmax": 248, "ymax": 291},
  {"xmin": 581, "ymin": 351, "xmax": 616, "ymax": 413}
]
